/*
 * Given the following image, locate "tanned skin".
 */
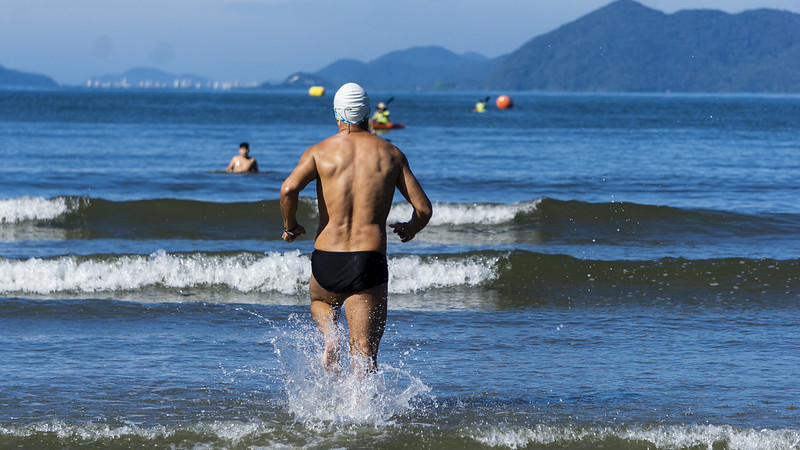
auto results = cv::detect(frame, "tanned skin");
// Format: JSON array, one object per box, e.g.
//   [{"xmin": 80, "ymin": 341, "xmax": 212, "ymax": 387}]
[
  {"xmin": 225, "ymin": 145, "xmax": 259, "ymax": 173},
  {"xmin": 280, "ymin": 119, "xmax": 431, "ymax": 374}
]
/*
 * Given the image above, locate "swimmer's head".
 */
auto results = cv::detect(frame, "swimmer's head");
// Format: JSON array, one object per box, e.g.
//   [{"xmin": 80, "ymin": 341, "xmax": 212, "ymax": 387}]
[
  {"xmin": 333, "ymin": 82, "xmax": 370, "ymax": 124},
  {"xmin": 239, "ymin": 142, "xmax": 250, "ymax": 155}
]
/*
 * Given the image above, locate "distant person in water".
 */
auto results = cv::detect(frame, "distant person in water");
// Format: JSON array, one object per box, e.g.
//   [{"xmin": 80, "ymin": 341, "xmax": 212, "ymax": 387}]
[
  {"xmin": 280, "ymin": 82, "xmax": 431, "ymax": 375},
  {"xmin": 225, "ymin": 142, "xmax": 259, "ymax": 173}
]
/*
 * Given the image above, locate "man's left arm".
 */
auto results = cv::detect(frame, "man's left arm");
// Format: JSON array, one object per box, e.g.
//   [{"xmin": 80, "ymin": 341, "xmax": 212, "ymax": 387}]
[{"xmin": 390, "ymin": 156, "xmax": 432, "ymax": 243}]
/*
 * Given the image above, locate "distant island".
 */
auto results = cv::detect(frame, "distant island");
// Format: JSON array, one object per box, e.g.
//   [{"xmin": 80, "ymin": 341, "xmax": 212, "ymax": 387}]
[
  {"xmin": 0, "ymin": 64, "xmax": 57, "ymax": 88},
  {"xmin": 306, "ymin": 46, "xmax": 496, "ymax": 91},
  {"xmin": 4, "ymin": 0, "xmax": 800, "ymax": 93}
]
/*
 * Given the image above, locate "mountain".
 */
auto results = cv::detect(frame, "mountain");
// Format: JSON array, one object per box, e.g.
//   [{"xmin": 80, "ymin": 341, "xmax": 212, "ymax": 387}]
[
  {"xmin": 312, "ymin": 46, "xmax": 496, "ymax": 90},
  {"xmin": 0, "ymin": 65, "xmax": 58, "ymax": 87},
  {"xmin": 487, "ymin": 0, "xmax": 800, "ymax": 92},
  {"xmin": 87, "ymin": 67, "xmax": 211, "ymax": 88},
  {"xmin": 295, "ymin": 1, "xmax": 800, "ymax": 93}
]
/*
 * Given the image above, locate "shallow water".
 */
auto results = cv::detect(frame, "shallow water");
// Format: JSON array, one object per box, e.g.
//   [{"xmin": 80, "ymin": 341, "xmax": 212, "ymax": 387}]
[{"xmin": 1, "ymin": 88, "xmax": 799, "ymax": 448}]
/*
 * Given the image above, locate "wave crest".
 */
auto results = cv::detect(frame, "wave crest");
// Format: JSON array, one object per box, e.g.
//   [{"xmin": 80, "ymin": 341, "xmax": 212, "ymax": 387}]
[
  {"xmin": 0, "ymin": 251, "xmax": 500, "ymax": 297},
  {"xmin": 389, "ymin": 199, "xmax": 542, "ymax": 226},
  {"xmin": 467, "ymin": 424, "xmax": 800, "ymax": 450}
]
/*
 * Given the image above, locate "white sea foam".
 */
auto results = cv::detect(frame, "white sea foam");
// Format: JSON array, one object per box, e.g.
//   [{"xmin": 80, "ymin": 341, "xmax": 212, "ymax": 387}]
[
  {"xmin": 388, "ymin": 199, "xmax": 541, "ymax": 226},
  {"xmin": 0, "ymin": 196, "xmax": 79, "ymax": 223},
  {"xmin": 0, "ymin": 250, "xmax": 311, "ymax": 295},
  {"xmin": 0, "ymin": 419, "xmax": 287, "ymax": 447},
  {"xmin": 5, "ymin": 420, "xmax": 796, "ymax": 449},
  {"xmin": 0, "ymin": 251, "xmax": 500, "ymax": 296},
  {"xmin": 389, "ymin": 254, "xmax": 499, "ymax": 294},
  {"xmin": 0, "ymin": 420, "xmax": 172, "ymax": 440},
  {"xmin": 468, "ymin": 423, "xmax": 800, "ymax": 450}
]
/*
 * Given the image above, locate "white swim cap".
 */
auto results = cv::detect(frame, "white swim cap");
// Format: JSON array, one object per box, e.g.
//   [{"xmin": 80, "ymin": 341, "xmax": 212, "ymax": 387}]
[{"xmin": 333, "ymin": 82, "xmax": 370, "ymax": 124}]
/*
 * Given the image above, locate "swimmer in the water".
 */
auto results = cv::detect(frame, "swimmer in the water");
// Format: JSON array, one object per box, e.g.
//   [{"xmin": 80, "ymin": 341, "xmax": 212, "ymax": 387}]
[{"xmin": 225, "ymin": 142, "xmax": 259, "ymax": 173}]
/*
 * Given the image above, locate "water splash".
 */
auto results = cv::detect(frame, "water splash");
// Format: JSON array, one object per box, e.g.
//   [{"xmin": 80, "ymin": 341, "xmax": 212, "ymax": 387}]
[{"xmin": 270, "ymin": 315, "xmax": 432, "ymax": 427}]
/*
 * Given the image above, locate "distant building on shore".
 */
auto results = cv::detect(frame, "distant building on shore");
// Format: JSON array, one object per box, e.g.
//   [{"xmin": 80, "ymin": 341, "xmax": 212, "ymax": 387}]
[{"xmin": 85, "ymin": 67, "xmax": 259, "ymax": 90}]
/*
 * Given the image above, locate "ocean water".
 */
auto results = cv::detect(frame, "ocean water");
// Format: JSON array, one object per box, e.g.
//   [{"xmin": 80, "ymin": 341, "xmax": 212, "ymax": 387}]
[{"xmin": 1, "ymin": 87, "xmax": 799, "ymax": 449}]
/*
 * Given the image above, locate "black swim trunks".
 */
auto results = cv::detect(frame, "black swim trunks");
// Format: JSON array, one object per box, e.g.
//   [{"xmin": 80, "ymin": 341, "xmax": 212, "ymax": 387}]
[{"xmin": 311, "ymin": 249, "xmax": 389, "ymax": 294}]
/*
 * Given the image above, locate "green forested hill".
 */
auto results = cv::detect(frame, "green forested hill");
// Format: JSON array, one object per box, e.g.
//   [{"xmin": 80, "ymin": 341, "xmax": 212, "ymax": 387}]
[{"xmin": 487, "ymin": 0, "xmax": 800, "ymax": 92}]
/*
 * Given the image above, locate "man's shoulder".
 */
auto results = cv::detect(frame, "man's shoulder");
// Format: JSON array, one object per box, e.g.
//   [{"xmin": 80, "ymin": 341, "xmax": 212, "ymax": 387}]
[
  {"xmin": 304, "ymin": 136, "xmax": 334, "ymax": 154},
  {"xmin": 377, "ymin": 137, "xmax": 404, "ymax": 156},
  {"xmin": 314, "ymin": 130, "xmax": 402, "ymax": 153},
  {"xmin": 360, "ymin": 133, "xmax": 403, "ymax": 155}
]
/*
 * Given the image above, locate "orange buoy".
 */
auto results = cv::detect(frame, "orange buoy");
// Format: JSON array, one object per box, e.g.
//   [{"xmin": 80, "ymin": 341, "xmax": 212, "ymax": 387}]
[
  {"xmin": 308, "ymin": 86, "xmax": 325, "ymax": 97},
  {"xmin": 496, "ymin": 95, "xmax": 514, "ymax": 110}
]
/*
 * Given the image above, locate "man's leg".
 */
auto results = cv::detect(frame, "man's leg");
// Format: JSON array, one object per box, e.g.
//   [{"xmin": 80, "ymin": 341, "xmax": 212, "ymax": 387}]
[
  {"xmin": 310, "ymin": 276, "xmax": 345, "ymax": 370},
  {"xmin": 344, "ymin": 283, "xmax": 388, "ymax": 373}
]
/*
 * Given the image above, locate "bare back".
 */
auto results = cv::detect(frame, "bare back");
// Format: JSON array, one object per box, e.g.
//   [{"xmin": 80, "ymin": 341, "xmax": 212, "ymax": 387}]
[{"xmin": 311, "ymin": 128, "xmax": 404, "ymax": 253}]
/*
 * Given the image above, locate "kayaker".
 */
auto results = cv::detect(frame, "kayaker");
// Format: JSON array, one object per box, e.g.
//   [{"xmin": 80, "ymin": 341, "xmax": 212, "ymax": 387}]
[
  {"xmin": 371, "ymin": 102, "xmax": 390, "ymax": 126},
  {"xmin": 474, "ymin": 96, "xmax": 489, "ymax": 113}
]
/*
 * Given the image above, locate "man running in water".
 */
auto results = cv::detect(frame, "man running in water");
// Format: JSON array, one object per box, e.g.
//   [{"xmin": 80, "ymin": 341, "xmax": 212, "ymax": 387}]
[{"xmin": 280, "ymin": 82, "xmax": 432, "ymax": 374}]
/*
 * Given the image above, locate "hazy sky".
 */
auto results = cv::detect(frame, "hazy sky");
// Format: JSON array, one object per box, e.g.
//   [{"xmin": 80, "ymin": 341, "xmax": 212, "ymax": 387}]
[{"xmin": 2, "ymin": 0, "xmax": 799, "ymax": 85}]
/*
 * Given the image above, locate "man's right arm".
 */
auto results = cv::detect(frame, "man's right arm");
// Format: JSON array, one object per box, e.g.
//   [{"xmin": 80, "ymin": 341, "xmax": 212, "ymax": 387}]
[
  {"xmin": 389, "ymin": 155, "xmax": 432, "ymax": 243},
  {"xmin": 280, "ymin": 148, "xmax": 318, "ymax": 242}
]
